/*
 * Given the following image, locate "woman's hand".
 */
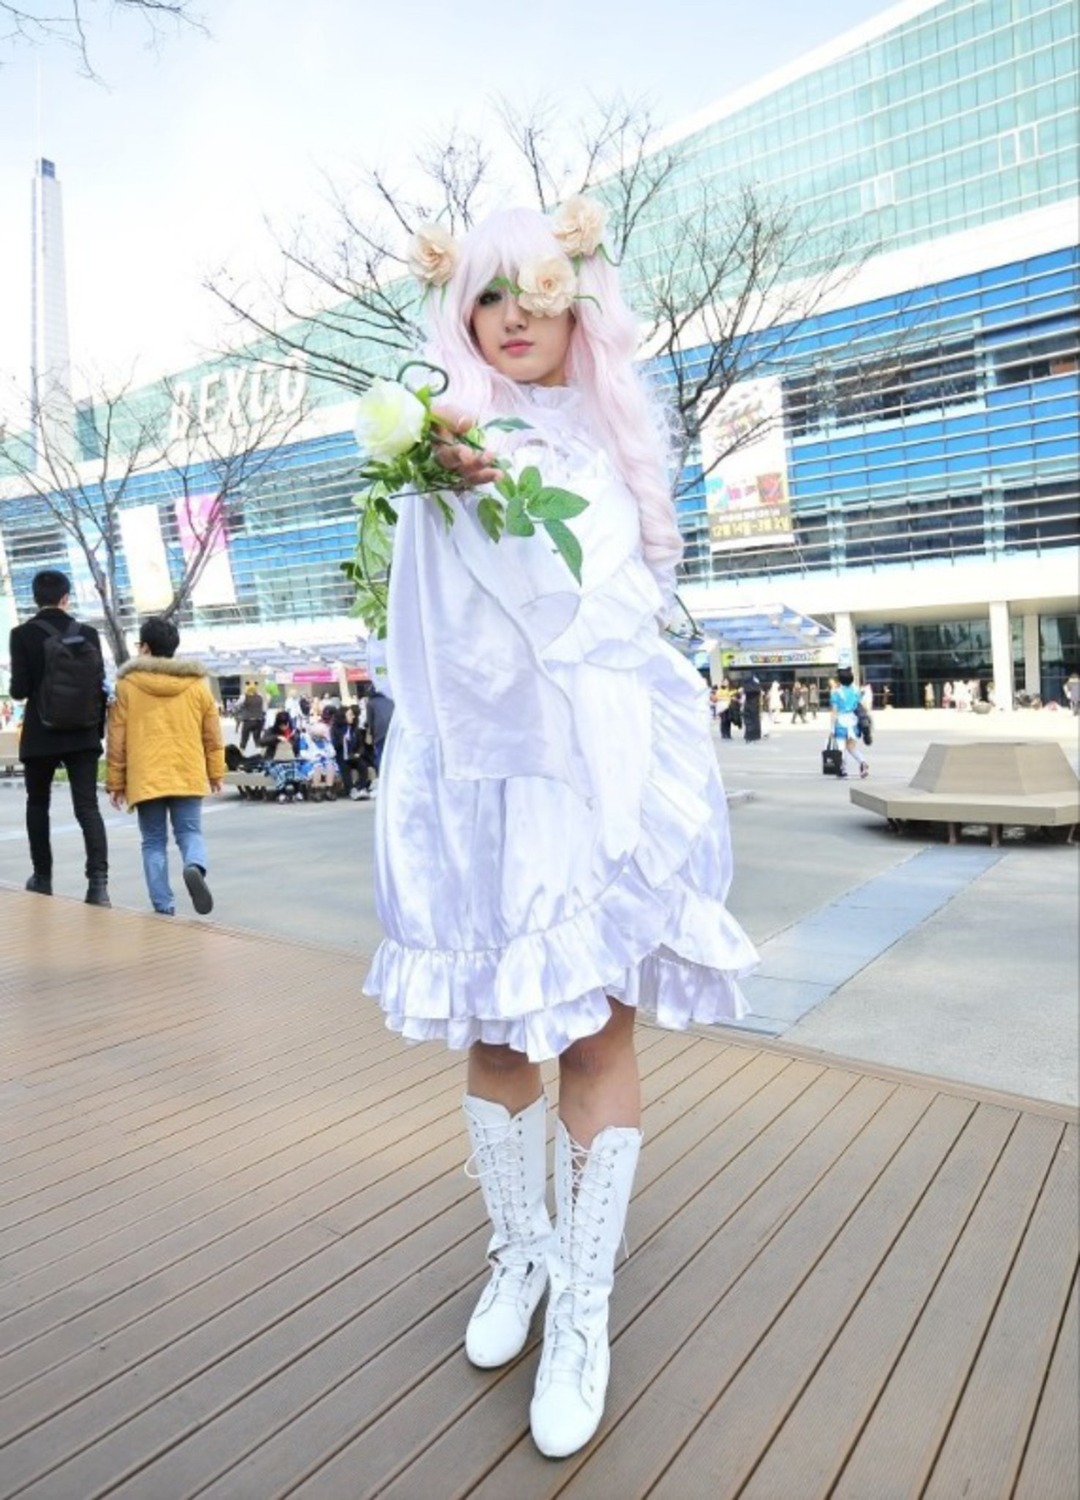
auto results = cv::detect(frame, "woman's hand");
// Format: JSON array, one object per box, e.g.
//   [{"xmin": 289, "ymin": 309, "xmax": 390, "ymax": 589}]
[{"xmin": 430, "ymin": 411, "xmax": 501, "ymax": 488}]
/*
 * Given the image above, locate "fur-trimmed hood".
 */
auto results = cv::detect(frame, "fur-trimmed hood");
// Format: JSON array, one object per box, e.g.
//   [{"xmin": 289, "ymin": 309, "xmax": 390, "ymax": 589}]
[{"xmin": 116, "ymin": 655, "xmax": 211, "ymax": 699}]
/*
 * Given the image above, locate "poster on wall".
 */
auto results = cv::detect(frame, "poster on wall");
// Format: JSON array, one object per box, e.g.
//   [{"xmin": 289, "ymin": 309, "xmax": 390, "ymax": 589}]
[
  {"xmin": 65, "ymin": 541, "xmax": 100, "ymax": 611},
  {"xmin": 701, "ymin": 376, "xmax": 796, "ymax": 552},
  {"xmin": 118, "ymin": 505, "xmax": 173, "ymax": 612},
  {"xmin": 175, "ymin": 491, "xmax": 237, "ymax": 607}
]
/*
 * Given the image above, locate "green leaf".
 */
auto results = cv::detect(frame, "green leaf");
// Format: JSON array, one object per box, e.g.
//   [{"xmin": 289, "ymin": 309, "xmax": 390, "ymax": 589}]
[
  {"xmin": 494, "ymin": 474, "xmax": 517, "ymax": 503},
  {"xmin": 527, "ymin": 486, "xmax": 589, "ymax": 521},
  {"xmin": 434, "ymin": 494, "xmax": 456, "ymax": 527},
  {"xmin": 543, "ymin": 519, "xmax": 583, "ymax": 583},
  {"xmin": 486, "ymin": 417, "xmax": 531, "ymax": 432},
  {"xmin": 505, "ymin": 495, "xmax": 535, "ymax": 537},
  {"xmin": 372, "ymin": 495, "xmax": 399, "ymax": 526},
  {"xmin": 477, "ymin": 496, "xmax": 506, "ymax": 543},
  {"xmin": 517, "ymin": 465, "xmax": 542, "ymax": 499}
]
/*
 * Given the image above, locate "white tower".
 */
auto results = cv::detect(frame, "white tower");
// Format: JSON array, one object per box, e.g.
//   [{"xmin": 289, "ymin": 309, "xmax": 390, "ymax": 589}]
[{"xmin": 30, "ymin": 157, "xmax": 73, "ymax": 466}]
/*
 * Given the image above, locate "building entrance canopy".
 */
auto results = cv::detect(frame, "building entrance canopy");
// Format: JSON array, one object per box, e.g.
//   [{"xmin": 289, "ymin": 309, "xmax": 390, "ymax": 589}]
[
  {"xmin": 192, "ymin": 636, "xmax": 371, "ymax": 685},
  {"xmin": 700, "ymin": 604, "xmax": 837, "ymax": 670}
]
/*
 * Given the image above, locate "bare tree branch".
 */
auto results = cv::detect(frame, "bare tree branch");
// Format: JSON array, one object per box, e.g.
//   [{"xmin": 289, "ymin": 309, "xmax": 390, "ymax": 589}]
[
  {"xmin": 0, "ymin": 366, "xmax": 307, "ymax": 663},
  {"xmin": 206, "ymin": 93, "xmax": 888, "ymax": 529},
  {"xmin": 1, "ymin": 0, "xmax": 204, "ymax": 79}
]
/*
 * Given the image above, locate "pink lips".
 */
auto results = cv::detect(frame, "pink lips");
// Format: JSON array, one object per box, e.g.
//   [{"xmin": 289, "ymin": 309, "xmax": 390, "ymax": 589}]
[{"xmin": 502, "ymin": 341, "xmax": 533, "ymax": 354}]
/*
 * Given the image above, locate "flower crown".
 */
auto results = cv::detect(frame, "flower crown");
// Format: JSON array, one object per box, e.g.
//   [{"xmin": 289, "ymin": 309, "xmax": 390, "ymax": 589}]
[{"xmin": 406, "ymin": 196, "xmax": 608, "ymax": 317}]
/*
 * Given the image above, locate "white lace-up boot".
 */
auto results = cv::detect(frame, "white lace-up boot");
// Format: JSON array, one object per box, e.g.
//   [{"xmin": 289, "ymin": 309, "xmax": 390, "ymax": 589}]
[
  {"xmin": 530, "ymin": 1119, "xmax": 642, "ymax": 1459},
  {"xmin": 462, "ymin": 1093, "xmax": 552, "ymax": 1368}
]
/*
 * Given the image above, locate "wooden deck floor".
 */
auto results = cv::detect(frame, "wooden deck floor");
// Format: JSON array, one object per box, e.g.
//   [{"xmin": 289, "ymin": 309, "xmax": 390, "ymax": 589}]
[{"xmin": 0, "ymin": 889, "xmax": 1076, "ymax": 1500}]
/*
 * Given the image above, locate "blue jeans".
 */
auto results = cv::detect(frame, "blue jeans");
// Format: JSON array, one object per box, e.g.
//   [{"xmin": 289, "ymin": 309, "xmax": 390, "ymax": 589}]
[{"xmin": 136, "ymin": 797, "xmax": 207, "ymax": 914}]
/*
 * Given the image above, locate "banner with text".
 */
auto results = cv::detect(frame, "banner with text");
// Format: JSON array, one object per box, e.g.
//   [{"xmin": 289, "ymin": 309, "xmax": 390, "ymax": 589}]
[{"xmin": 702, "ymin": 376, "xmax": 795, "ymax": 552}]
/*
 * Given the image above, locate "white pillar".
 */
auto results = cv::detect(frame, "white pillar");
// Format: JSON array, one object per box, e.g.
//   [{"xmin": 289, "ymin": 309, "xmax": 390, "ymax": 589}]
[
  {"xmin": 835, "ymin": 612, "xmax": 858, "ymax": 675},
  {"xmin": 1022, "ymin": 613, "xmax": 1041, "ymax": 696},
  {"xmin": 989, "ymin": 600, "xmax": 1013, "ymax": 713}
]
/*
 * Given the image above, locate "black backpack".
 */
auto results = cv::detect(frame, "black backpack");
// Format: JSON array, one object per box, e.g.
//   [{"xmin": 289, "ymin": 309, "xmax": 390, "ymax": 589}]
[{"xmin": 32, "ymin": 618, "xmax": 104, "ymax": 732}]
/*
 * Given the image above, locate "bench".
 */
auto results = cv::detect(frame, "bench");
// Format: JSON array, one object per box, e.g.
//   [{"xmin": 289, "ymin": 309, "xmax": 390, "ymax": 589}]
[{"xmin": 850, "ymin": 741, "xmax": 1080, "ymax": 845}]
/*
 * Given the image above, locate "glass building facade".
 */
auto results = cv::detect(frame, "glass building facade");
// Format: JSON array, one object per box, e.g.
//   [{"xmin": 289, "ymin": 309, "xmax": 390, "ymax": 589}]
[{"xmin": 2, "ymin": 0, "xmax": 1077, "ymax": 702}]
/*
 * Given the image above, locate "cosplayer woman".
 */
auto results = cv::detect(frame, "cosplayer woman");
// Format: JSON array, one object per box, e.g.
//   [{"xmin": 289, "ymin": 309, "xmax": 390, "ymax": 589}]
[{"xmin": 363, "ymin": 202, "xmax": 757, "ymax": 1458}]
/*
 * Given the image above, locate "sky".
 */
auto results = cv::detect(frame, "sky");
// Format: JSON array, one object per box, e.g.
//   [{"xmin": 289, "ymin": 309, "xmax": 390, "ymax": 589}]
[{"xmin": 0, "ymin": 0, "xmax": 895, "ymax": 403}]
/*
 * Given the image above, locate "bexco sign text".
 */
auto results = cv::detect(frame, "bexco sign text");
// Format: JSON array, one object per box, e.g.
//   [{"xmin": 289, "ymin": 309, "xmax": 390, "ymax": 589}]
[{"xmin": 168, "ymin": 358, "xmax": 308, "ymax": 442}]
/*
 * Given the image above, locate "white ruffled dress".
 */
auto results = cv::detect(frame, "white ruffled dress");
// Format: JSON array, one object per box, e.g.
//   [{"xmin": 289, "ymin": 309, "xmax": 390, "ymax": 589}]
[{"xmin": 363, "ymin": 385, "xmax": 758, "ymax": 1061}]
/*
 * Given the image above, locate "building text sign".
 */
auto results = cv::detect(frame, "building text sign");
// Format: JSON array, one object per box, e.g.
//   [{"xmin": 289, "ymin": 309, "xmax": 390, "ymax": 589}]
[{"xmin": 168, "ymin": 357, "xmax": 307, "ymax": 443}]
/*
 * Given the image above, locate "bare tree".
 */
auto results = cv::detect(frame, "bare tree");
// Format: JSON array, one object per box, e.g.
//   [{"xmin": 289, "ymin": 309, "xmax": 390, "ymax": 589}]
[
  {"xmin": 1, "ymin": 0, "xmax": 203, "ymax": 77},
  {"xmin": 210, "ymin": 96, "xmax": 864, "ymax": 485},
  {"xmin": 0, "ymin": 369, "xmax": 306, "ymax": 664}
]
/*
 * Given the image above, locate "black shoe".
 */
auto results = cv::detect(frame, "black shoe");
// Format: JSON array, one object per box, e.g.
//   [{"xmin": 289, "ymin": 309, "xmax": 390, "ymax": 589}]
[
  {"xmin": 85, "ymin": 878, "xmax": 111, "ymax": 907},
  {"xmin": 26, "ymin": 873, "xmax": 52, "ymax": 896},
  {"xmin": 183, "ymin": 864, "xmax": 214, "ymax": 915}
]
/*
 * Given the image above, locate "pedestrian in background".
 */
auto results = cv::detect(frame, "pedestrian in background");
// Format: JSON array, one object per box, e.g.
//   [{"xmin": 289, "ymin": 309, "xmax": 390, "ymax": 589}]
[
  {"xmin": 742, "ymin": 676, "xmax": 764, "ymax": 742},
  {"xmin": 808, "ymin": 680, "xmax": 820, "ymax": 718},
  {"xmin": 236, "ymin": 680, "xmax": 265, "ymax": 751},
  {"xmin": 365, "ymin": 683, "xmax": 395, "ymax": 778},
  {"xmin": 106, "ymin": 616, "xmax": 224, "ymax": 917},
  {"xmin": 791, "ymin": 679, "xmax": 808, "ymax": 723},
  {"xmin": 716, "ymin": 678, "xmax": 734, "ymax": 740},
  {"xmin": 830, "ymin": 666, "xmax": 870, "ymax": 780},
  {"xmin": 8, "ymin": 568, "xmax": 110, "ymax": 904}
]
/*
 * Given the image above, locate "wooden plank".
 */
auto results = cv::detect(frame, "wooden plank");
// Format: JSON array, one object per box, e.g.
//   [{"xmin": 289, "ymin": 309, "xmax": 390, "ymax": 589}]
[
  {"xmin": 0, "ymin": 1034, "xmax": 689, "ymax": 1495},
  {"xmin": 94, "ymin": 1046, "xmax": 769, "ymax": 1498},
  {"xmin": 1, "ymin": 889, "xmax": 1073, "ymax": 1500},
  {"xmin": 0, "ymin": 1066, "xmax": 469, "ymax": 1397},
  {"xmin": 0, "ymin": 1042, "xmax": 461, "ymax": 1261},
  {"xmin": 0, "ymin": 1020, "xmax": 411, "ymax": 1211},
  {"xmin": 0, "ymin": 1002, "xmax": 391, "ymax": 1167},
  {"xmin": 661, "ymin": 1098, "xmax": 1021, "ymax": 1499},
  {"xmin": 146, "ymin": 1056, "xmax": 820, "ymax": 1499},
  {"xmin": 924, "ymin": 1124, "xmax": 1078, "ymax": 1499},
  {"xmin": 737, "ymin": 1104, "xmax": 1035, "ymax": 1498},
  {"xmin": 831, "ymin": 1110, "xmax": 1064, "ymax": 1500},
  {"xmin": 706, "ymin": 1028, "xmax": 1080, "ymax": 1124},
  {"xmin": 1014, "ymin": 1270, "xmax": 1080, "ymax": 1500},
  {"xmin": 297, "ymin": 1067, "xmax": 885, "ymax": 1500},
  {"xmin": 525, "ymin": 1086, "xmax": 960, "ymax": 1500},
  {"xmin": 0, "ymin": 1025, "xmax": 403, "ymax": 1195}
]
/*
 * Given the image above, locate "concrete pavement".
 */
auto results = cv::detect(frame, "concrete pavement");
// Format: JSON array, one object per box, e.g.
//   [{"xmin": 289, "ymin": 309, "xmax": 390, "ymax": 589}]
[{"xmin": 1, "ymin": 704, "xmax": 1076, "ymax": 1105}]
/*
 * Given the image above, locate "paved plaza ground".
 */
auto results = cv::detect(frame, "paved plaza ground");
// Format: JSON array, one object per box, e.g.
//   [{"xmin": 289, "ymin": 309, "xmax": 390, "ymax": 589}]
[{"xmin": 1, "ymin": 705, "xmax": 1077, "ymax": 1105}]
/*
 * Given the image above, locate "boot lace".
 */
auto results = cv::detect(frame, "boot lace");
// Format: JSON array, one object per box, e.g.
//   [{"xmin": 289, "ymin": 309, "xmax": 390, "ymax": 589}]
[
  {"xmin": 543, "ymin": 1139, "xmax": 619, "ymax": 1389},
  {"xmin": 465, "ymin": 1115, "xmax": 540, "ymax": 1285}
]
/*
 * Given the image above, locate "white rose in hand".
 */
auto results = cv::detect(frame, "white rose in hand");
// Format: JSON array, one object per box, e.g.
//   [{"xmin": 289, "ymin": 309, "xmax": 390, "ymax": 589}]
[
  {"xmin": 517, "ymin": 256, "xmax": 578, "ymax": 317},
  {"xmin": 354, "ymin": 380, "xmax": 427, "ymax": 461}
]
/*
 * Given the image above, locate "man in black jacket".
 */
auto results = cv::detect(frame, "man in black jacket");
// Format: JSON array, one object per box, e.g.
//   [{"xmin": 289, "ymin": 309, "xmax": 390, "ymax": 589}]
[{"xmin": 9, "ymin": 569, "xmax": 110, "ymax": 905}]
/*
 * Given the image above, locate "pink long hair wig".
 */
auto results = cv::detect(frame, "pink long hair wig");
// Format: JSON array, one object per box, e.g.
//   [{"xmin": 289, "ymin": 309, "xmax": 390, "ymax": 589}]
[{"xmin": 421, "ymin": 207, "xmax": 683, "ymax": 578}]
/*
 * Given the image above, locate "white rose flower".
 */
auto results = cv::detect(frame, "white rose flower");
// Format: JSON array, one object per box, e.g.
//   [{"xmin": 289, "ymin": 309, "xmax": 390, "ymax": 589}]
[
  {"xmin": 552, "ymin": 195, "xmax": 608, "ymax": 258},
  {"xmin": 407, "ymin": 223, "xmax": 459, "ymax": 287},
  {"xmin": 517, "ymin": 256, "xmax": 578, "ymax": 318},
  {"xmin": 354, "ymin": 379, "xmax": 427, "ymax": 461}
]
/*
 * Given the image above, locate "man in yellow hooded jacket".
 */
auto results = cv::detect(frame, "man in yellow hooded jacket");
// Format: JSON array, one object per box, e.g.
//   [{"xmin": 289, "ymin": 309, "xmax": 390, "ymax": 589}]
[{"xmin": 106, "ymin": 616, "xmax": 225, "ymax": 916}]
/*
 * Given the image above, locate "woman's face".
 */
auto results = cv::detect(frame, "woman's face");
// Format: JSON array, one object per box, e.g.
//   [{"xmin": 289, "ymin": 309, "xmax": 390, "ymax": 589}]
[{"xmin": 470, "ymin": 282, "xmax": 573, "ymax": 387}]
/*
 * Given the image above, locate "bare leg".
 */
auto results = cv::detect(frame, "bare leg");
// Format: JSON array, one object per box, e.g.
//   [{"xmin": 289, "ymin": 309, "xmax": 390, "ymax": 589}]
[
  {"xmin": 467, "ymin": 1041, "xmax": 543, "ymax": 1115},
  {"xmin": 557, "ymin": 999, "xmax": 640, "ymax": 1148}
]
